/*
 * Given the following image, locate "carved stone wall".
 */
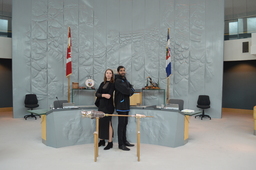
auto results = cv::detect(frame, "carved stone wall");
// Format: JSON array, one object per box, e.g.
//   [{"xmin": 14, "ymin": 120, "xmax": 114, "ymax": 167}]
[{"xmin": 12, "ymin": 0, "xmax": 224, "ymax": 118}]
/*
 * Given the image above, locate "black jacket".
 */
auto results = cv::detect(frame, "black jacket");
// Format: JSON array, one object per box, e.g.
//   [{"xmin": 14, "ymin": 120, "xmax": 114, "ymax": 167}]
[
  {"xmin": 95, "ymin": 81, "xmax": 115, "ymax": 114},
  {"xmin": 114, "ymin": 75, "xmax": 134, "ymax": 112}
]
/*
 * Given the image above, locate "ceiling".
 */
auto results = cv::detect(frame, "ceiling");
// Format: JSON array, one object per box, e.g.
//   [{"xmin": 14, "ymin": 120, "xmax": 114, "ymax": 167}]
[
  {"xmin": 225, "ymin": 0, "xmax": 256, "ymax": 20},
  {"xmin": 0, "ymin": 0, "xmax": 256, "ymax": 20},
  {"xmin": 0, "ymin": 0, "xmax": 11, "ymax": 17}
]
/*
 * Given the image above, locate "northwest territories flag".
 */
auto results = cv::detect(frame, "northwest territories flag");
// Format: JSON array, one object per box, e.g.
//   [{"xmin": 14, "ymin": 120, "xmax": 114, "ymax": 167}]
[
  {"xmin": 66, "ymin": 27, "xmax": 72, "ymax": 77},
  {"xmin": 166, "ymin": 28, "xmax": 171, "ymax": 77}
]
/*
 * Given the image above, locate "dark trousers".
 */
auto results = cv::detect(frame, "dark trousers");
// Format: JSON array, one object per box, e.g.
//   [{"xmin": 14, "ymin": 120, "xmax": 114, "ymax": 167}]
[{"xmin": 117, "ymin": 111, "xmax": 128, "ymax": 146}]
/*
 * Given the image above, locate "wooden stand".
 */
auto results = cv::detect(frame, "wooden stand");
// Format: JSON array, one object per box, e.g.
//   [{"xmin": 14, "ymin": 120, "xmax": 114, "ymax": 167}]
[
  {"xmin": 82, "ymin": 112, "xmax": 153, "ymax": 162},
  {"xmin": 136, "ymin": 117, "xmax": 141, "ymax": 161},
  {"xmin": 94, "ymin": 117, "xmax": 99, "ymax": 162}
]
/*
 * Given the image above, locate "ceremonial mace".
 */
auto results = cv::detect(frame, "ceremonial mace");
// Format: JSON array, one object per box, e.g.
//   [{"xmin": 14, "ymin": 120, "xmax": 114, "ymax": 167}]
[{"xmin": 81, "ymin": 110, "xmax": 153, "ymax": 162}]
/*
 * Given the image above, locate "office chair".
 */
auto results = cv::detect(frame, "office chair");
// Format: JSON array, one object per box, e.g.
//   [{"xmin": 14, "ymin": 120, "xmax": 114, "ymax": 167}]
[
  {"xmin": 167, "ymin": 99, "xmax": 184, "ymax": 111},
  {"xmin": 195, "ymin": 95, "xmax": 211, "ymax": 120},
  {"xmin": 53, "ymin": 100, "xmax": 68, "ymax": 109},
  {"xmin": 24, "ymin": 94, "xmax": 40, "ymax": 120}
]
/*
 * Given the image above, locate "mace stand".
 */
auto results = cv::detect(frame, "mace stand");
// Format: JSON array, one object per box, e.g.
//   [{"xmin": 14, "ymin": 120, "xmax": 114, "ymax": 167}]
[
  {"xmin": 81, "ymin": 110, "xmax": 153, "ymax": 162},
  {"xmin": 136, "ymin": 117, "xmax": 141, "ymax": 161},
  {"xmin": 94, "ymin": 117, "xmax": 99, "ymax": 162}
]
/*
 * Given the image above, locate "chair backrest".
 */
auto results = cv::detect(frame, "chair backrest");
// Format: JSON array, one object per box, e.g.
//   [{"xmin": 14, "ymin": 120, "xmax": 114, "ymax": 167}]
[
  {"xmin": 24, "ymin": 94, "xmax": 38, "ymax": 105},
  {"xmin": 167, "ymin": 99, "xmax": 184, "ymax": 111},
  {"xmin": 53, "ymin": 100, "xmax": 68, "ymax": 109},
  {"xmin": 197, "ymin": 95, "xmax": 210, "ymax": 106}
]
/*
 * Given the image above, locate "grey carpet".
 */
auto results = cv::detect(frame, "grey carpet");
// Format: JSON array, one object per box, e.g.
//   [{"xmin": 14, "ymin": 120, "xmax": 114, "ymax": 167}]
[{"xmin": 0, "ymin": 108, "xmax": 256, "ymax": 170}]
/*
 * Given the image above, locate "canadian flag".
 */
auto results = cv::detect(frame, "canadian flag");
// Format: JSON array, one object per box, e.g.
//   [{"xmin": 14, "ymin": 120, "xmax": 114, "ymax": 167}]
[{"xmin": 66, "ymin": 27, "xmax": 72, "ymax": 77}]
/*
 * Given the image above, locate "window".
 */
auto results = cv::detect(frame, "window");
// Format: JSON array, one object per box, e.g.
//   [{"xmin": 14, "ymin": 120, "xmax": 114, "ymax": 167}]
[
  {"xmin": 247, "ymin": 17, "xmax": 256, "ymax": 33},
  {"xmin": 229, "ymin": 21, "xmax": 238, "ymax": 35},
  {"xmin": 0, "ymin": 19, "xmax": 8, "ymax": 33},
  {"xmin": 0, "ymin": 19, "xmax": 8, "ymax": 37}
]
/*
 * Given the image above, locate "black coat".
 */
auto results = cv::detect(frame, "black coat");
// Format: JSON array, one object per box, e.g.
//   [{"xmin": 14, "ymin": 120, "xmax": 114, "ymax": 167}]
[
  {"xmin": 95, "ymin": 81, "xmax": 115, "ymax": 114},
  {"xmin": 95, "ymin": 81, "xmax": 115, "ymax": 139},
  {"xmin": 114, "ymin": 75, "xmax": 134, "ymax": 112}
]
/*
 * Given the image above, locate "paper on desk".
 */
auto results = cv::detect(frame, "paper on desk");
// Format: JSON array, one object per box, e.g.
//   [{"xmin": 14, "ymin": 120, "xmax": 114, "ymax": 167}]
[
  {"xmin": 181, "ymin": 109, "xmax": 195, "ymax": 113},
  {"xmin": 164, "ymin": 106, "xmax": 179, "ymax": 110}
]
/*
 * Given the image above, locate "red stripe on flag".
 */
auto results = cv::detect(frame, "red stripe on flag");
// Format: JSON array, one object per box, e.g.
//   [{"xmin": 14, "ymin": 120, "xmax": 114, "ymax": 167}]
[{"xmin": 66, "ymin": 27, "xmax": 72, "ymax": 77}]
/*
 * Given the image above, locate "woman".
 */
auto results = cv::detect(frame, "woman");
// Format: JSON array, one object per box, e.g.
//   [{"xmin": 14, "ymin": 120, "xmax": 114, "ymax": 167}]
[{"xmin": 95, "ymin": 69, "xmax": 115, "ymax": 150}]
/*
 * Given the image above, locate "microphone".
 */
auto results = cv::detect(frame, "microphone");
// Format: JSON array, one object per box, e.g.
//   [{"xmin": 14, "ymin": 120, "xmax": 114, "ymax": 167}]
[{"xmin": 56, "ymin": 97, "xmax": 62, "ymax": 109}]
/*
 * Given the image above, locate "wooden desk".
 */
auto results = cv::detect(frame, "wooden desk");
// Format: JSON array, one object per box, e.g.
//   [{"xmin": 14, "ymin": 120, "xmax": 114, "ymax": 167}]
[
  {"xmin": 130, "ymin": 92, "xmax": 142, "ymax": 105},
  {"xmin": 27, "ymin": 109, "xmax": 50, "ymax": 140}
]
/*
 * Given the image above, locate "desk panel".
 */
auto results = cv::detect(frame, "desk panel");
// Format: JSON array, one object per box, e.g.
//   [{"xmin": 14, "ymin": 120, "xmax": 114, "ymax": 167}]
[{"xmin": 43, "ymin": 108, "xmax": 187, "ymax": 148}]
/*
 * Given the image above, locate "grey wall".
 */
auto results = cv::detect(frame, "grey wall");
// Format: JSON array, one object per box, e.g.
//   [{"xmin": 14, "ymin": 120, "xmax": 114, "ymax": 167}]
[
  {"xmin": 12, "ymin": 0, "xmax": 224, "ymax": 118},
  {"xmin": 224, "ymin": 38, "xmax": 256, "ymax": 61},
  {"xmin": 0, "ymin": 58, "xmax": 12, "ymax": 107},
  {"xmin": 223, "ymin": 60, "xmax": 256, "ymax": 110}
]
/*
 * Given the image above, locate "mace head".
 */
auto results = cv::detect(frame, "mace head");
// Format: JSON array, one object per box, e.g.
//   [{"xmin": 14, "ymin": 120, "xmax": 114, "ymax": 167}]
[
  {"xmin": 81, "ymin": 110, "xmax": 105, "ymax": 119},
  {"xmin": 81, "ymin": 110, "xmax": 93, "ymax": 118}
]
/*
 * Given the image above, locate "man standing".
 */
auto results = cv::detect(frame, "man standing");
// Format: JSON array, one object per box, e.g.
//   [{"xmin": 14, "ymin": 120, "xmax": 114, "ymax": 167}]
[{"xmin": 115, "ymin": 66, "xmax": 135, "ymax": 151}]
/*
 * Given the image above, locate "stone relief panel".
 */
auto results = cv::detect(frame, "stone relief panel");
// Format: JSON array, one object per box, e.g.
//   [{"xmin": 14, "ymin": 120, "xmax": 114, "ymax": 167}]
[
  {"xmin": 78, "ymin": 2, "xmax": 94, "ymax": 85},
  {"xmin": 189, "ymin": 3, "xmax": 206, "ymax": 93},
  {"xmin": 158, "ymin": 1, "xmax": 175, "ymax": 97},
  {"xmin": 30, "ymin": 0, "xmax": 48, "ymax": 101},
  {"xmin": 118, "ymin": 0, "xmax": 133, "ymax": 84},
  {"xmin": 92, "ymin": 0, "xmax": 108, "ymax": 86},
  {"xmin": 47, "ymin": 0, "xmax": 64, "ymax": 101},
  {"xmin": 132, "ymin": 31, "xmax": 146, "ymax": 89},
  {"xmin": 13, "ymin": 0, "xmax": 223, "ymax": 118},
  {"xmin": 106, "ymin": 29, "xmax": 120, "ymax": 70},
  {"xmin": 63, "ymin": 1, "xmax": 79, "ymax": 101},
  {"xmin": 173, "ymin": 3, "xmax": 190, "ymax": 97},
  {"xmin": 63, "ymin": 113, "xmax": 95, "ymax": 144}
]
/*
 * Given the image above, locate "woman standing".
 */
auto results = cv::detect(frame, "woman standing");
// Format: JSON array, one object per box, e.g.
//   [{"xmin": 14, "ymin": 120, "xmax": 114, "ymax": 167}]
[{"xmin": 95, "ymin": 69, "xmax": 115, "ymax": 150}]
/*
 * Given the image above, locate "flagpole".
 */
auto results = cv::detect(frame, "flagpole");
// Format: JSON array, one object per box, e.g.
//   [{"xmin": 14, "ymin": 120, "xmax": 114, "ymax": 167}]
[
  {"xmin": 66, "ymin": 27, "xmax": 72, "ymax": 103},
  {"xmin": 168, "ymin": 28, "xmax": 171, "ymax": 103},
  {"xmin": 166, "ymin": 76, "xmax": 170, "ymax": 104},
  {"xmin": 166, "ymin": 28, "xmax": 171, "ymax": 105},
  {"xmin": 68, "ymin": 76, "xmax": 71, "ymax": 103}
]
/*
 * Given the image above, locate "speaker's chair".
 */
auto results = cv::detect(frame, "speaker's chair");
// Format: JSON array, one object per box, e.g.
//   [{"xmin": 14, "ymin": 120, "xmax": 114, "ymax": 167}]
[
  {"xmin": 24, "ymin": 94, "xmax": 40, "ymax": 120},
  {"xmin": 195, "ymin": 95, "xmax": 211, "ymax": 120}
]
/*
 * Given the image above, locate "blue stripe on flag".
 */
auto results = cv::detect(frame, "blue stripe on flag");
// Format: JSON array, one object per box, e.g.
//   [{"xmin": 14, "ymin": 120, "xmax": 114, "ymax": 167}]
[{"xmin": 166, "ymin": 62, "xmax": 171, "ymax": 77}]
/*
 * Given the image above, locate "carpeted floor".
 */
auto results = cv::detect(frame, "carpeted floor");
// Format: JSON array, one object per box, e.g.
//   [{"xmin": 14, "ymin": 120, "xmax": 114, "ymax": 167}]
[{"xmin": 0, "ymin": 107, "xmax": 256, "ymax": 170}]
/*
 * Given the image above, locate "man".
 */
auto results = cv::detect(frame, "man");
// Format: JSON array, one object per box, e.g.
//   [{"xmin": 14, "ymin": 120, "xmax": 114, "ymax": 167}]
[{"xmin": 115, "ymin": 66, "xmax": 135, "ymax": 151}]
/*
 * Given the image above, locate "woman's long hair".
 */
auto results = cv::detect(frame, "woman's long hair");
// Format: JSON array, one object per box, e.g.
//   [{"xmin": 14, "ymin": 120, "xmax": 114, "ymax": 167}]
[{"xmin": 104, "ymin": 69, "xmax": 114, "ymax": 83}]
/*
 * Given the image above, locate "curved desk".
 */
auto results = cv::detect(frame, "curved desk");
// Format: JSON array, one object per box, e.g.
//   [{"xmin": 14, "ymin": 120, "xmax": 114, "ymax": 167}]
[{"xmin": 41, "ymin": 106, "xmax": 197, "ymax": 148}]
